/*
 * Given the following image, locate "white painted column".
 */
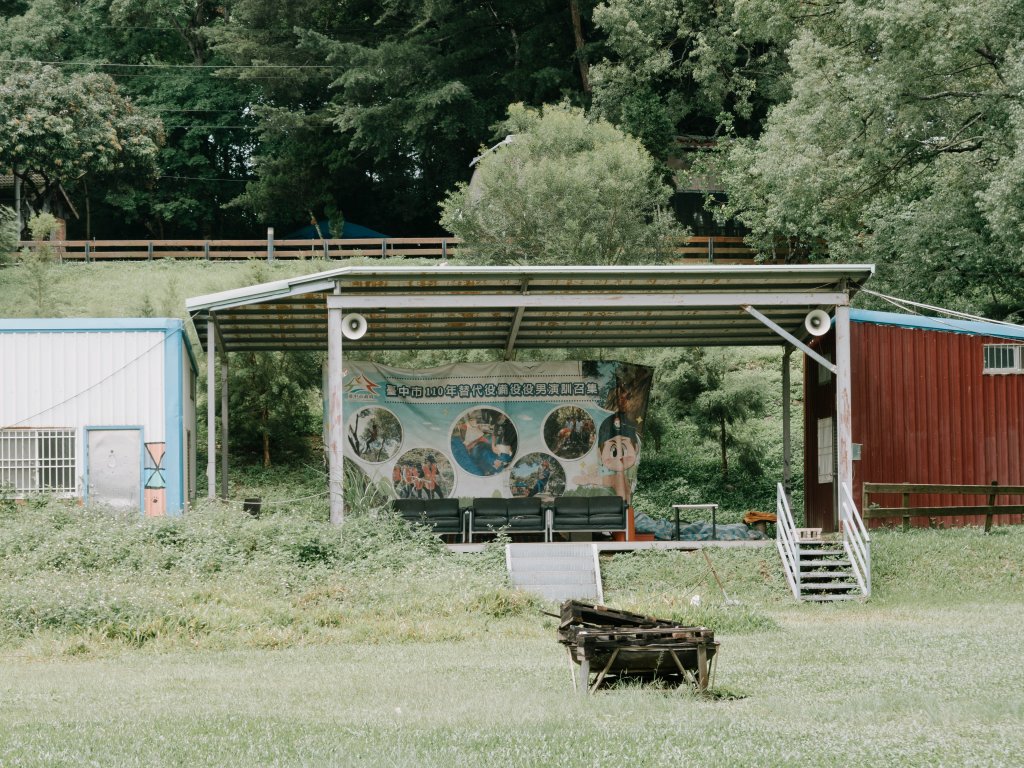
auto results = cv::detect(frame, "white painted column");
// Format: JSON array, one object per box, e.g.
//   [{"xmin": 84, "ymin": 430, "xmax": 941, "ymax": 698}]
[
  {"xmin": 327, "ymin": 300, "xmax": 345, "ymax": 524},
  {"xmin": 782, "ymin": 346, "xmax": 792, "ymax": 501},
  {"xmin": 206, "ymin": 319, "xmax": 216, "ymax": 499},
  {"xmin": 835, "ymin": 302, "xmax": 853, "ymax": 526},
  {"xmin": 220, "ymin": 354, "xmax": 229, "ymax": 499}
]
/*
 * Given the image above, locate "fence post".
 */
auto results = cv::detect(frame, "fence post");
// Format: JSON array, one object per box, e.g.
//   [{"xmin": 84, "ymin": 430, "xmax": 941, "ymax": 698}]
[
  {"xmin": 381, "ymin": 238, "xmax": 387, "ymax": 259},
  {"xmin": 204, "ymin": 240, "xmax": 210, "ymax": 261},
  {"xmin": 84, "ymin": 241, "xmax": 91, "ymax": 263},
  {"xmin": 986, "ymin": 480, "xmax": 998, "ymax": 533},
  {"xmin": 707, "ymin": 237, "xmax": 714, "ymax": 263},
  {"xmin": 902, "ymin": 491, "xmax": 910, "ymax": 532},
  {"xmin": 442, "ymin": 238, "xmax": 447, "ymax": 260},
  {"xmin": 267, "ymin": 227, "xmax": 275, "ymax": 262},
  {"xmin": 324, "ymin": 239, "xmax": 330, "ymax": 260},
  {"xmin": 147, "ymin": 241, "xmax": 154, "ymax": 261}
]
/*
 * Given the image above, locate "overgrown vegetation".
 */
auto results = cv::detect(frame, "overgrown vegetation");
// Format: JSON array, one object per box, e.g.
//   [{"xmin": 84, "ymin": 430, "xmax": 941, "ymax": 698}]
[{"xmin": 0, "ymin": 490, "xmax": 530, "ymax": 654}]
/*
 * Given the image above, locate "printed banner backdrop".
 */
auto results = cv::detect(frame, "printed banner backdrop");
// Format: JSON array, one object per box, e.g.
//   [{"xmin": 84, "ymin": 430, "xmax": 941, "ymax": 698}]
[{"xmin": 340, "ymin": 361, "xmax": 653, "ymax": 503}]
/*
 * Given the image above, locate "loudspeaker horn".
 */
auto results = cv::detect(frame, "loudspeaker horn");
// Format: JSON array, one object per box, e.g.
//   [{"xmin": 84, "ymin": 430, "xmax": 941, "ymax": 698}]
[
  {"xmin": 341, "ymin": 313, "xmax": 368, "ymax": 340},
  {"xmin": 804, "ymin": 309, "xmax": 831, "ymax": 337}
]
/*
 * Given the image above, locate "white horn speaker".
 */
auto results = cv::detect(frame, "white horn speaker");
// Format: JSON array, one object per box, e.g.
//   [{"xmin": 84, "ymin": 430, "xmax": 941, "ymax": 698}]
[
  {"xmin": 341, "ymin": 313, "xmax": 368, "ymax": 340},
  {"xmin": 804, "ymin": 309, "xmax": 831, "ymax": 337}
]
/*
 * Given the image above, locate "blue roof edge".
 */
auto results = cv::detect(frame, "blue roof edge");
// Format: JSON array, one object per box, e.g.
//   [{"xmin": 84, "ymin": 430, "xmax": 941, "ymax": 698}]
[
  {"xmin": 0, "ymin": 317, "xmax": 183, "ymax": 332},
  {"xmin": 851, "ymin": 308, "xmax": 1024, "ymax": 342}
]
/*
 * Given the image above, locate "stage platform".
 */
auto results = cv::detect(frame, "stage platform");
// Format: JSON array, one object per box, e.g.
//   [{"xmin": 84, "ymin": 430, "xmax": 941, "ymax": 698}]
[{"xmin": 447, "ymin": 539, "xmax": 772, "ymax": 554}]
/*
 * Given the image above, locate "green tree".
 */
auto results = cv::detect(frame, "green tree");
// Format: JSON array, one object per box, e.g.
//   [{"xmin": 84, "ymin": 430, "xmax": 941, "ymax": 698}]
[
  {"xmin": 0, "ymin": 205, "xmax": 18, "ymax": 265},
  {"xmin": 213, "ymin": 0, "xmax": 597, "ymax": 234},
  {"xmin": 226, "ymin": 351, "xmax": 322, "ymax": 468},
  {"xmin": 19, "ymin": 211, "xmax": 61, "ymax": 316},
  {"xmin": 589, "ymin": 0, "xmax": 788, "ymax": 156},
  {"xmin": 0, "ymin": 64, "xmax": 163, "ymax": 222},
  {"xmin": 711, "ymin": 0, "xmax": 1024, "ymax": 318},
  {"xmin": 691, "ymin": 379, "xmax": 766, "ymax": 480},
  {"xmin": 440, "ymin": 102, "xmax": 681, "ymax": 265},
  {"xmin": 656, "ymin": 348, "xmax": 767, "ymax": 479}
]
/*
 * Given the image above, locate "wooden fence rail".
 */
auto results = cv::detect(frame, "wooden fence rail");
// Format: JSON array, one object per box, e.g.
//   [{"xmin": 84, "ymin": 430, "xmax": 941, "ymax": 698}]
[
  {"xmin": 15, "ymin": 234, "xmax": 771, "ymax": 264},
  {"xmin": 862, "ymin": 482, "xmax": 1024, "ymax": 533}
]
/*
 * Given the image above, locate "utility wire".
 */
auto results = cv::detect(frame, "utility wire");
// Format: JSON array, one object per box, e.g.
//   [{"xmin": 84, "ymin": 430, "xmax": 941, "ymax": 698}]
[
  {"xmin": 860, "ymin": 288, "xmax": 1024, "ymax": 331},
  {"xmin": 2, "ymin": 328, "xmax": 180, "ymax": 430},
  {"xmin": 0, "ymin": 58, "xmax": 344, "ymax": 70}
]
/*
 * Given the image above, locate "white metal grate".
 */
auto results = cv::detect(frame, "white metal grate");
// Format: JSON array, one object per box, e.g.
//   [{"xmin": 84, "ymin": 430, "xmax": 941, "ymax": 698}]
[
  {"xmin": 0, "ymin": 429, "xmax": 77, "ymax": 496},
  {"xmin": 983, "ymin": 344, "xmax": 1023, "ymax": 374}
]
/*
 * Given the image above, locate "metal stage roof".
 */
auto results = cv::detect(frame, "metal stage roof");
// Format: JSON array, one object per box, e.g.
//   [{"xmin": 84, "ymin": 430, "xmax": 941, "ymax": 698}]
[{"xmin": 186, "ymin": 264, "xmax": 875, "ymax": 354}]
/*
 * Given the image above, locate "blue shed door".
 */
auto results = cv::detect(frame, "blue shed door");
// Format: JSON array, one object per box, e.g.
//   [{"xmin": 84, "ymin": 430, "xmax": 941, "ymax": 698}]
[{"xmin": 87, "ymin": 429, "xmax": 142, "ymax": 510}]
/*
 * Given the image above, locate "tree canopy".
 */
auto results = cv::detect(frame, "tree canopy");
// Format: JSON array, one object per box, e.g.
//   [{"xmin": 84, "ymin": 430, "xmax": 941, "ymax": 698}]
[
  {"xmin": 1, "ymin": 0, "xmax": 1022, "ymax": 316},
  {"xmin": 440, "ymin": 103, "xmax": 680, "ymax": 265},
  {"xmin": 0, "ymin": 64, "xmax": 162, "ymax": 221}
]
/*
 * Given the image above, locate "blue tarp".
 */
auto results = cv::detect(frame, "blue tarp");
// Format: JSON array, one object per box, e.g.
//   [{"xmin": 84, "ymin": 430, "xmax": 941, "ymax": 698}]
[
  {"xmin": 283, "ymin": 220, "xmax": 389, "ymax": 240},
  {"xmin": 634, "ymin": 512, "xmax": 768, "ymax": 541}
]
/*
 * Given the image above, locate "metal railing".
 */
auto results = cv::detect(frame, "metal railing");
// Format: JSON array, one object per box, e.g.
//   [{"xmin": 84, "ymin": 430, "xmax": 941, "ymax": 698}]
[
  {"xmin": 775, "ymin": 483, "xmax": 802, "ymax": 599},
  {"xmin": 15, "ymin": 234, "xmax": 778, "ymax": 264},
  {"xmin": 839, "ymin": 482, "xmax": 871, "ymax": 597}
]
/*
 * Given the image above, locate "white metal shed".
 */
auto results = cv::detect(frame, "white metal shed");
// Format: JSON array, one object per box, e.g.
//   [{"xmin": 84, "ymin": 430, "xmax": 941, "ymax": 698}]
[{"xmin": 0, "ymin": 318, "xmax": 198, "ymax": 515}]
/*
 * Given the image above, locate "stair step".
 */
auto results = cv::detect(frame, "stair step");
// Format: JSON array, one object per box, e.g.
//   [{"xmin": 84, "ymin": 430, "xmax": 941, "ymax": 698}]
[
  {"xmin": 800, "ymin": 570, "xmax": 855, "ymax": 580},
  {"xmin": 798, "ymin": 548, "xmax": 846, "ymax": 557},
  {"xmin": 508, "ymin": 543, "xmax": 592, "ymax": 557},
  {"xmin": 511, "ymin": 570, "xmax": 597, "ymax": 586},
  {"xmin": 508, "ymin": 556, "xmax": 593, "ymax": 572},
  {"xmin": 802, "ymin": 593, "xmax": 862, "ymax": 602},
  {"xmin": 800, "ymin": 558, "xmax": 851, "ymax": 568},
  {"xmin": 801, "ymin": 581, "xmax": 858, "ymax": 591}
]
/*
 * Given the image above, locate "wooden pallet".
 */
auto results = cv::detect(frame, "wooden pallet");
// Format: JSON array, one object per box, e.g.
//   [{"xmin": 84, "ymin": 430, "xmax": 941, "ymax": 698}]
[{"xmin": 557, "ymin": 600, "xmax": 718, "ymax": 694}]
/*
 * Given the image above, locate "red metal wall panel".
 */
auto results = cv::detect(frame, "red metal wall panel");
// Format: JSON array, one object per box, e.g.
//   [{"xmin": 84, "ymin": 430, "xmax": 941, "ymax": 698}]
[{"xmin": 805, "ymin": 321, "xmax": 1024, "ymax": 531}]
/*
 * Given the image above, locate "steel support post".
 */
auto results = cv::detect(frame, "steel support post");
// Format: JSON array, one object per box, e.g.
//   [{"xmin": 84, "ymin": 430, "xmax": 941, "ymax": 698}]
[
  {"xmin": 327, "ymin": 301, "xmax": 345, "ymax": 524},
  {"xmin": 206, "ymin": 319, "xmax": 216, "ymax": 499}
]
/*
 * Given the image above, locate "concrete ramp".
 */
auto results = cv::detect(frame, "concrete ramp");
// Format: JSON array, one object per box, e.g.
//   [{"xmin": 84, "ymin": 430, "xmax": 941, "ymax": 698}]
[{"xmin": 506, "ymin": 543, "xmax": 603, "ymax": 602}]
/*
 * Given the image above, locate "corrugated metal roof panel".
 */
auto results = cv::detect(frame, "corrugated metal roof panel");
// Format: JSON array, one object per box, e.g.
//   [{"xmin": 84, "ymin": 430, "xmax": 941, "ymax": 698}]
[{"xmin": 186, "ymin": 264, "xmax": 875, "ymax": 354}]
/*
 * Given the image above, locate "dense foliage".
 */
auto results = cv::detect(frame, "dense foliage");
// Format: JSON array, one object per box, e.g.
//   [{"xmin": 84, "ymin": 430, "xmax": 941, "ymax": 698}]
[
  {"xmin": 2, "ymin": 0, "xmax": 1021, "ymax": 316},
  {"xmin": 440, "ymin": 103, "xmax": 680, "ymax": 265}
]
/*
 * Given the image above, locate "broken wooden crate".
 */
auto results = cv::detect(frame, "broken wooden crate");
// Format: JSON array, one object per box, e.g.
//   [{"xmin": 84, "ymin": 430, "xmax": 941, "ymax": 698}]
[{"xmin": 558, "ymin": 600, "xmax": 718, "ymax": 694}]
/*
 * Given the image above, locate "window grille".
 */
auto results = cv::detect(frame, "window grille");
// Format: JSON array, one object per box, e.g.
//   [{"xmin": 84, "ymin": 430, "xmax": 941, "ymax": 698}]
[
  {"xmin": 0, "ymin": 429, "xmax": 77, "ymax": 496},
  {"xmin": 983, "ymin": 344, "xmax": 1023, "ymax": 374}
]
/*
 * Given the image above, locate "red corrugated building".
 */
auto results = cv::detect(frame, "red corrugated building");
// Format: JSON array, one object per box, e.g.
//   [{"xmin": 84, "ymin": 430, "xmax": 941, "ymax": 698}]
[{"xmin": 804, "ymin": 309, "xmax": 1024, "ymax": 531}]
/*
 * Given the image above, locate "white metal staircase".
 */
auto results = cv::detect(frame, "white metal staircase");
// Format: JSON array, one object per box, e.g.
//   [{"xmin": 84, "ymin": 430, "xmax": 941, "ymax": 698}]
[
  {"xmin": 776, "ymin": 483, "xmax": 871, "ymax": 602},
  {"xmin": 505, "ymin": 542, "xmax": 603, "ymax": 602}
]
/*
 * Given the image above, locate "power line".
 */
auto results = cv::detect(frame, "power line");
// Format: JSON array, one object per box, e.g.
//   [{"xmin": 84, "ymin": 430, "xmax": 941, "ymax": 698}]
[
  {"xmin": 163, "ymin": 125, "xmax": 256, "ymax": 129},
  {"xmin": 0, "ymin": 57, "xmax": 344, "ymax": 71},
  {"xmin": 156, "ymin": 175, "xmax": 251, "ymax": 182},
  {"xmin": 861, "ymin": 288, "xmax": 1024, "ymax": 330},
  {"xmin": 2, "ymin": 329, "xmax": 178, "ymax": 430}
]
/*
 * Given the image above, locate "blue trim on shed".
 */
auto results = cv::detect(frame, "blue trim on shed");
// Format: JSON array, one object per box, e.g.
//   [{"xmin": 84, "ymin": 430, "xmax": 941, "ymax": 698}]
[
  {"xmin": 851, "ymin": 309, "xmax": 1024, "ymax": 342},
  {"xmin": 0, "ymin": 317, "xmax": 183, "ymax": 333},
  {"xmin": 164, "ymin": 330, "xmax": 184, "ymax": 516}
]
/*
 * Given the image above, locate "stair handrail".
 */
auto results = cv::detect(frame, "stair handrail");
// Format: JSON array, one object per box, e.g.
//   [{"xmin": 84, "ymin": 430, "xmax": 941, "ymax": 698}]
[
  {"xmin": 775, "ymin": 483, "xmax": 801, "ymax": 598},
  {"xmin": 839, "ymin": 482, "xmax": 871, "ymax": 597}
]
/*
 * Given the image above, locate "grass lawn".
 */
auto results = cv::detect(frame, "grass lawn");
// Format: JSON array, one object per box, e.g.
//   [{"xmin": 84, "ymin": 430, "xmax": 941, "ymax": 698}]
[{"xmin": 2, "ymin": 518, "xmax": 1023, "ymax": 766}]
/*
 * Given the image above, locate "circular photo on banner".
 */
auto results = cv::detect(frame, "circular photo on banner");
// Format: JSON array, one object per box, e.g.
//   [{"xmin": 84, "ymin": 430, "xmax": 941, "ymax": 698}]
[
  {"xmin": 347, "ymin": 406, "xmax": 403, "ymax": 463},
  {"xmin": 509, "ymin": 453, "xmax": 566, "ymax": 499},
  {"xmin": 450, "ymin": 407, "xmax": 518, "ymax": 476},
  {"xmin": 543, "ymin": 406, "xmax": 596, "ymax": 460},
  {"xmin": 392, "ymin": 449, "xmax": 456, "ymax": 500}
]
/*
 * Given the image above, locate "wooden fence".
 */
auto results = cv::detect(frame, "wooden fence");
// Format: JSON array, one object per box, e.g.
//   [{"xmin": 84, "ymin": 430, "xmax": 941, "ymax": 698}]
[
  {"xmin": 16, "ymin": 234, "xmax": 771, "ymax": 264},
  {"xmin": 862, "ymin": 482, "xmax": 1024, "ymax": 532}
]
